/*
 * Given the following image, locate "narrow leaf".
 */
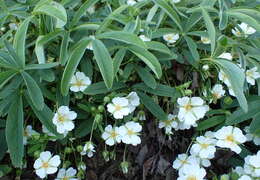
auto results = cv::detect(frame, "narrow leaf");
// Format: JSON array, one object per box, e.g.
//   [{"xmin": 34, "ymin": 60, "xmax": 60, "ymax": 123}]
[{"xmin": 92, "ymin": 39, "xmax": 114, "ymax": 89}]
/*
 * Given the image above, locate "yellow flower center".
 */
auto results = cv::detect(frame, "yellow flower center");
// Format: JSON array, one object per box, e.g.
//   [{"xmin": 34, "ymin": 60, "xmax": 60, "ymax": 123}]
[
  {"xmin": 166, "ymin": 36, "xmax": 173, "ymax": 41},
  {"xmin": 184, "ymin": 104, "xmax": 192, "ymax": 111},
  {"xmin": 115, "ymin": 105, "xmax": 122, "ymax": 111},
  {"xmin": 72, "ymin": 79, "xmax": 86, "ymax": 87},
  {"xmin": 246, "ymin": 71, "xmax": 253, "ymax": 77},
  {"xmin": 180, "ymin": 159, "xmax": 188, "ymax": 164},
  {"xmin": 58, "ymin": 115, "xmax": 66, "ymax": 123},
  {"xmin": 187, "ymin": 176, "xmax": 197, "ymax": 180},
  {"xmin": 164, "ymin": 120, "xmax": 172, "ymax": 126},
  {"xmin": 127, "ymin": 129, "xmax": 135, "ymax": 136},
  {"xmin": 226, "ymin": 135, "xmax": 235, "ymax": 142},
  {"xmin": 41, "ymin": 162, "xmax": 49, "ymax": 168},
  {"xmin": 62, "ymin": 177, "xmax": 69, "ymax": 180},
  {"xmin": 110, "ymin": 131, "xmax": 117, "ymax": 138},
  {"xmin": 212, "ymin": 93, "xmax": 220, "ymax": 99},
  {"xmin": 200, "ymin": 143, "xmax": 209, "ymax": 149}
]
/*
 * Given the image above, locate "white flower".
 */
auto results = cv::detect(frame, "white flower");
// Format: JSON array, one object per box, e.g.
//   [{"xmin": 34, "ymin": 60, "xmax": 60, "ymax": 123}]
[
  {"xmin": 177, "ymin": 164, "xmax": 206, "ymax": 180},
  {"xmin": 127, "ymin": 0, "xmax": 137, "ymax": 5},
  {"xmin": 78, "ymin": 162, "xmax": 86, "ymax": 171},
  {"xmin": 228, "ymin": 86, "xmax": 235, "ymax": 96},
  {"xmin": 238, "ymin": 175, "xmax": 252, "ymax": 180},
  {"xmin": 139, "ymin": 35, "xmax": 151, "ymax": 42},
  {"xmin": 214, "ymin": 126, "xmax": 247, "ymax": 154},
  {"xmin": 9, "ymin": 23, "xmax": 18, "ymax": 30},
  {"xmin": 244, "ymin": 126, "xmax": 260, "ymax": 146},
  {"xmin": 102, "ymin": 125, "xmax": 122, "ymax": 146},
  {"xmin": 70, "ymin": 72, "xmax": 91, "ymax": 92},
  {"xmin": 177, "ymin": 97, "xmax": 209, "ymax": 126},
  {"xmin": 211, "ymin": 84, "xmax": 225, "ymax": 99},
  {"xmin": 107, "ymin": 97, "xmax": 130, "ymax": 119},
  {"xmin": 244, "ymin": 151, "xmax": 260, "ymax": 177},
  {"xmin": 52, "ymin": 106, "xmax": 77, "ymax": 134},
  {"xmin": 87, "ymin": 6, "xmax": 95, "ymax": 14},
  {"xmin": 218, "ymin": 52, "xmax": 233, "ymax": 60},
  {"xmin": 23, "ymin": 125, "xmax": 39, "ymax": 145},
  {"xmin": 81, "ymin": 141, "xmax": 95, "ymax": 158},
  {"xmin": 33, "ymin": 151, "xmax": 61, "ymax": 179},
  {"xmin": 159, "ymin": 114, "xmax": 178, "ymax": 134},
  {"xmin": 202, "ymin": 64, "xmax": 209, "ymax": 71},
  {"xmin": 172, "ymin": 0, "xmax": 181, "ymax": 3},
  {"xmin": 190, "ymin": 135, "xmax": 217, "ymax": 159},
  {"xmin": 119, "ymin": 121, "xmax": 142, "ymax": 146},
  {"xmin": 177, "ymin": 121, "xmax": 194, "ymax": 130},
  {"xmin": 234, "ymin": 166, "xmax": 246, "ymax": 176},
  {"xmin": 172, "ymin": 154, "xmax": 199, "ymax": 172},
  {"xmin": 138, "ymin": 111, "xmax": 146, "ymax": 121},
  {"xmin": 163, "ymin": 33, "xmax": 180, "ymax": 44},
  {"xmin": 246, "ymin": 67, "xmax": 260, "ymax": 85},
  {"xmin": 55, "ymin": 167, "xmax": 78, "ymax": 180},
  {"xmin": 232, "ymin": 23, "xmax": 256, "ymax": 37},
  {"xmin": 218, "ymin": 70, "xmax": 231, "ymax": 86},
  {"xmin": 201, "ymin": 36, "xmax": 211, "ymax": 44},
  {"xmin": 126, "ymin": 92, "xmax": 140, "ymax": 113}
]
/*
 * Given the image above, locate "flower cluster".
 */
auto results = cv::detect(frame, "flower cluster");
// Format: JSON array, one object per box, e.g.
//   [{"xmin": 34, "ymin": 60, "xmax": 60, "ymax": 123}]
[
  {"xmin": 173, "ymin": 126, "xmax": 247, "ymax": 179},
  {"xmin": 232, "ymin": 150, "xmax": 260, "ymax": 179},
  {"xmin": 102, "ymin": 121, "xmax": 142, "ymax": 146},
  {"xmin": 107, "ymin": 92, "xmax": 140, "ymax": 119}
]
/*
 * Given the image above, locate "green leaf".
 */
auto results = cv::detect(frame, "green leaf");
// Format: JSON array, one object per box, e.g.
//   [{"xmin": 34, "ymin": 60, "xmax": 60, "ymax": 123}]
[
  {"xmin": 152, "ymin": 0, "xmax": 182, "ymax": 31},
  {"xmin": 92, "ymin": 39, "xmax": 114, "ymax": 89},
  {"xmin": 128, "ymin": 45, "xmax": 162, "ymax": 79},
  {"xmin": 184, "ymin": 36, "xmax": 200, "ymax": 62},
  {"xmin": 75, "ymin": 118, "xmax": 94, "ymax": 138},
  {"xmin": 25, "ymin": 94, "xmax": 62, "ymax": 138},
  {"xmin": 137, "ymin": 91, "xmax": 167, "ymax": 121},
  {"xmin": 0, "ymin": 70, "xmax": 17, "ymax": 89},
  {"xmin": 215, "ymin": 59, "xmax": 248, "ymax": 112},
  {"xmin": 84, "ymin": 82, "xmax": 126, "ymax": 95},
  {"xmin": 60, "ymin": 31, "xmax": 70, "ymax": 66},
  {"xmin": 25, "ymin": 62, "xmax": 59, "ymax": 70},
  {"xmin": 134, "ymin": 83, "xmax": 180, "ymax": 98},
  {"xmin": 4, "ymin": 41, "xmax": 22, "ymax": 68},
  {"xmin": 61, "ymin": 38, "xmax": 90, "ymax": 96},
  {"xmin": 202, "ymin": 8, "xmax": 216, "ymax": 54},
  {"xmin": 35, "ymin": 36, "xmax": 45, "ymax": 64},
  {"xmin": 97, "ymin": 31, "xmax": 147, "ymax": 49},
  {"xmin": 113, "ymin": 49, "xmax": 126, "ymax": 77},
  {"xmin": 0, "ymin": 129, "xmax": 7, "ymax": 161},
  {"xmin": 145, "ymin": 41, "xmax": 175, "ymax": 56},
  {"xmin": 135, "ymin": 66, "xmax": 157, "ymax": 89},
  {"xmin": 13, "ymin": 16, "xmax": 32, "ymax": 66},
  {"xmin": 197, "ymin": 116, "xmax": 225, "ymax": 131},
  {"xmin": 6, "ymin": 95, "xmax": 24, "ymax": 168},
  {"xmin": 70, "ymin": 0, "xmax": 99, "ymax": 28},
  {"xmin": 225, "ymin": 99, "xmax": 260, "ymax": 125},
  {"xmin": 34, "ymin": 1, "xmax": 67, "ymax": 28},
  {"xmin": 250, "ymin": 112, "xmax": 260, "ymax": 135},
  {"xmin": 21, "ymin": 72, "xmax": 44, "ymax": 110}
]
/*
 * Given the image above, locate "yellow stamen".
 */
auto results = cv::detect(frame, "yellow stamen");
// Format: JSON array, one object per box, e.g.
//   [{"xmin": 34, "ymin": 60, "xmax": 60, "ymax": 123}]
[
  {"xmin": 41, "ymin": 162, "xmax": 49, "ymax": 168},
  {"xmin": 200, "ymin": 143, "xmax": 209, "ymax": 149},
  {"xmin": 184, "ymin": 104, "xmax": 192, "ymax": 111},
  {"xmin": 226, "ymin": 135, "xmax": 234, "ymax": 142},
  {"xmin": 115, "ymin": 105, "xmax": 122, "ymax": 111},
  {"xmin": 187, "ymin": 176, "xmax": 197, "ymax": 180}
]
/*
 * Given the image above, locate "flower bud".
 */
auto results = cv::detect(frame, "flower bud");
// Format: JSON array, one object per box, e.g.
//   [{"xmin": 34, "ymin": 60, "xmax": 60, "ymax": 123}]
[
  {"xmin": 76, "ymin": 145, "xmax": 83, "ymax": 152},
  {"xmin": 34, "ymin": 151, "xmax": 40, "ymax": 158},
  {"xmin": 202, "ymin": 64, "xmax": 209, "ymax": 71},
  {"xmin": 120, "ymin": 161, "xmax": 130, "ymax": 174},
  {"xmin": 220, "ymin": 174, "xmax": 229, "ymax": 180},
  {"xmin": 94, "ymin": 114, "xmax": 102, "ymax": 123},
  {"xmin": 102, "ymin": 150, "xmax": 110, "ymax": 162},
  {"xmin": 90, "ymin": 106, "xmax": 96, "ymax": 112},
  {"xmin": 224, "ymin": 96, "xmax": 233, "ymax": 105},
  {"xmin": 78, "ymin": 162, "xmax": 86, "ymax": 171},
  {"xmin": 98, "ymin": 105, "xmax": 104, "ymax": 112},
  {"xmin": 103, "ymin": 96, "xmax": 110, "ymax": 103}
]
